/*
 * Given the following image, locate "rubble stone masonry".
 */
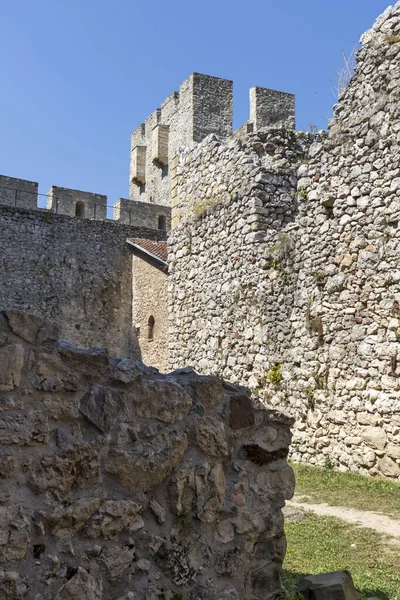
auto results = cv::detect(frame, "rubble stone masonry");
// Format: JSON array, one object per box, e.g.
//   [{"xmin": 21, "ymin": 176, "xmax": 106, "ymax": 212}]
[
  {"xmin": 169, "ymin": 2, "xmax": 400, "ymax": 479},
  {"xmin": 0, "ymin": 309, "xmax": 294, "ymax": 599}
]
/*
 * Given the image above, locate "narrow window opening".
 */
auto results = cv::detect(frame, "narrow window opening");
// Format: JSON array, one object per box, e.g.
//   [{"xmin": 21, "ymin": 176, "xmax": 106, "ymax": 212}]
[
  {"xmin": 135, "ymin": 326, "xmax": 140, "ymax": 339},
  {"xmin": 139, "ymin": 184, "xmax": 146, "ymax": 195},
  {"xmin": 75, "ymin": 201, "xmax": 85, "ymax": 217},
  {"xmin": 161, "ymin": 164, "xmax": 169, "ymax": 179},
  {"xmin": 148, "ymin": 315, "xmax": 155, "ymax": 341},
  {"xmin": 158, "ymin": 215, "xmax": 167, "ymax": 231}
]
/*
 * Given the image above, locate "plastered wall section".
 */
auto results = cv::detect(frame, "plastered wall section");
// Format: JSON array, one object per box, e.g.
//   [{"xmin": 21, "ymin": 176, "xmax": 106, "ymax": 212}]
[
  {"xmin": 132, "ymin": 254, "xmax": 168, "ymax": 372},
  {"xmin": 0, "ymin": 205, "xmax": 165, "ymax": 357}
]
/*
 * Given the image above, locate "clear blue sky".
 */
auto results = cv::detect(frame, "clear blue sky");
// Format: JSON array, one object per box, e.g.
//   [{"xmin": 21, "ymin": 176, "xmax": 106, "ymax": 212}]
[{"xmin": 0, "ymin": 0, "xmax": 391, "ymax": 215}]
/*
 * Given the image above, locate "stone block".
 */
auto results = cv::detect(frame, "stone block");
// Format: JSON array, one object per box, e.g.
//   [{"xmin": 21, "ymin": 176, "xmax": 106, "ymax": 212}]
[{"xmin": 298, "ymin": 570, "xmax": 358, "ymax": 600}]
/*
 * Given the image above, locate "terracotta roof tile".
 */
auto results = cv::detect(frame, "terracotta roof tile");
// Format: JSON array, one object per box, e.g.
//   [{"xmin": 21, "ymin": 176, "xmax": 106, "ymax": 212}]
[{"xmin": 128, "ymin": 238, "xmax": 168, "ymax": 263}]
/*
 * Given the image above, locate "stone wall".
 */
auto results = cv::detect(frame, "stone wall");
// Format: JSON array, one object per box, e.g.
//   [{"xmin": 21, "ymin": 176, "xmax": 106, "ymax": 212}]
[
  {"xmin": 0, "ymin": 309, "xmax": 294, "ymax": 600},
  {"xmin": 0, "ymin": 205, "xmax": 165, "ymax": 357},
  {"xmin": 168, "ymin": 4, "xmax": 400, "ymax": 479},
  {"xmin": 129, "ymin": 73, "xmax": 295, "ymax": 210},
  {"xmin": 47, "ymin": 186, "xmax": 108, "ymax": 221},
  {"xmin": 132, "ymin": 254, "xmax": 169, "ymax": 372},
  {"xmin": 0, "ymin": 175, "xmax": 38, "ymax": 210},
  {"xmin": 114, "ymin": 199, "xmax": 171, "ymax": 231}
]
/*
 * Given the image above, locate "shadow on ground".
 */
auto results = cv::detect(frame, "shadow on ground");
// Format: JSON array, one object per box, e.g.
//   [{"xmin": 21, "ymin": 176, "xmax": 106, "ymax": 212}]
[{"xmin": 280, "ymin": 569, "xmax": 390, "ymax": 600}]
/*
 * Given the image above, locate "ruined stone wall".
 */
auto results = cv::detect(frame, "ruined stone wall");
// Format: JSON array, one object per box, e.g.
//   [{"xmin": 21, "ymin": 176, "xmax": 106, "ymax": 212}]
[
  {"xmin": 132, "ymin": 254, "xmax": 169, "ymax": 372},
  {"xmin": 287, "ymin": 2, "xmax": 400, "ymax": 478},
  {"xmin": 168, "ymin": 4, "xmax": 400, "ymax": 479},
  {"xmin": 0, "ymin": 205, "xmax": 165, "ymax": 357},
  {"xmin": 0, "ymin": 309, "xmax": 294, "ymax": 600}
]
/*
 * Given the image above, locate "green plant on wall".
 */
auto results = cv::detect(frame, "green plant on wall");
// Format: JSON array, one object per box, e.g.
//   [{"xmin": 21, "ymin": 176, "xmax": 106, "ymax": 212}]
[
  {"xmin": 176, "ymin": 506, "xmax": 194, "ymax": 533},
  {"xmin": 268, "ymin": 363, "xmax": 283, "ymax": 385},
  {"xmin": 192, "ymin": 197, "xmax": 220, "ymax": 218},
  {"xmin": 304, "ymin": 387, "xmax": 315, "ymax": 410},
  {"xmin": 298, "ymin": 187, "xmax": 308, "ymax": 199},
  {"xmin": 312, "ymin": 271, "xmax": 326, "ymax": 286},
  {"xmin": 305, "ymin": 298, "xmax": 324, "ymax": 346},
  {"xmin": 385, "ymin": 35, "xmax": 400, "ymax": 44}
]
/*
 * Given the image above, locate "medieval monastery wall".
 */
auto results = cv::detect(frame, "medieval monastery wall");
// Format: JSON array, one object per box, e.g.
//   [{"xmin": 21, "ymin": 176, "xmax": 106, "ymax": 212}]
[
  {"xmin": 0, "ymin": 205, "xmax": 164, "ymax": 357},
  {"xmin": 169, "ymin": 3, "xmax": 400, "ymax": 478}
]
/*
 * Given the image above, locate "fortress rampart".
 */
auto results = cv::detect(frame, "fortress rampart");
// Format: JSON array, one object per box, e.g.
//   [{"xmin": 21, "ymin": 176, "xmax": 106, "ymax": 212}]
[{"xmin": 169, "ymin": 2, "xmax": 400, "ymax": 478}]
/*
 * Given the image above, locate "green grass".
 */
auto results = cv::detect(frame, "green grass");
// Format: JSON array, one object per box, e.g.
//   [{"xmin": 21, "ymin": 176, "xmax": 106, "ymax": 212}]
[
  {"xmin": 291, "ymin": 462, "xmax": 400, "ymax": 518},
  {"xmin": 283, "ymin": 513, "xmax": 400, "ymax": 599}
]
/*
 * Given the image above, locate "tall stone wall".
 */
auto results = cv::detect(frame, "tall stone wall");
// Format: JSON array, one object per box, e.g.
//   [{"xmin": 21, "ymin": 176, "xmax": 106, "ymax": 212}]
[
  {"xmin": 0, "ymin": 205, "xmax": 165, "ymax": 357},
  {"xmin": 169, "ymin": 4, "xmax": 400, "ymax": 479},
  {"xmin": 0, "ymin": 309, "xmax": 294, "ymax": 600}
]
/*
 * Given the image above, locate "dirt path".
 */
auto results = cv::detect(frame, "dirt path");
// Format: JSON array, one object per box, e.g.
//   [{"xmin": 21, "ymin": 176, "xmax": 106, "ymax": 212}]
[{"xmin": 287, "ymin": 498, "xmax": 400, "ymax": 541}]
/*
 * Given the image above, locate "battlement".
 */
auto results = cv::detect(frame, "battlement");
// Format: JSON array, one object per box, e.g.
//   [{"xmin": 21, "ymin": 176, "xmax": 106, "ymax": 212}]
[
  {"xmin": 129, "ymin": 72, "xmax": 295, "ymax": 207},
  {"xmin": 0, "ymin": 174, "xmax": 171, "ymax": 232}
]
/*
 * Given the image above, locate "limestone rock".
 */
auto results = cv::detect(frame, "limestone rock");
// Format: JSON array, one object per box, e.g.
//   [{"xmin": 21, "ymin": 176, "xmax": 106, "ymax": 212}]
[
  {"xmin": 84, "ymin": 500, "xmax": 144, "ymax": 538},
  {"xmin": 196, "ymin": 416, "xmax": 228, "ymax": 457},
  {"xmin": 101, "ymin": 545, "xmax": 135, "ymax": 581},
  {"xmin": 79, "ymin": 385, "xmax": 124, "ymax": 433},
  {"xmin": 190, "ymin": 375, "xmax": 225, "ymax": 411},
  {"xmin": 48, "ymin": 499, "xmax": 101, "ymax": 537},
  {"xmin": 0, "ymin": 571, "xmax": 28, "ymax": 599},
  {"xmin": 31, "ymin": 443, "xmax": 100, "ymax": 499},
  {"xmin": 298, "ymin": 570, "xmax": 357, "ymax": 600},
  {"xmin": 105, "ymin": 429, "xmax": 188, "ymax": 489},
  {"xmin": 0, "ymin": 411, "xmax": 48, "ymax": 445},
  {"xmin": 135, "ymin": 378, "xmax": 193, "ymax": 423},
  {"xmin": 0, "ymin": 344, "xmax": 24, "ymax": 392},
  {"xmin": 56, "ymin": 567, "xmax": 103, "ymax": 600},
  {"xmin": 0, "ymin": 506, "xmax": 31, "ymax": 561},
  {"xmin": 360, "ymin": 427, "xmax": 387, "ymax": 450},
  {"xmin": 4, "ymin": 309, "xmax": 43, "ymax": 343},
  {"xmin": 58, "ymin": 340, "xmax": 109, "ymax": 377},
  {"xmin": 377, "ymin": 456, "xmax": 400, "ymax": 478}
]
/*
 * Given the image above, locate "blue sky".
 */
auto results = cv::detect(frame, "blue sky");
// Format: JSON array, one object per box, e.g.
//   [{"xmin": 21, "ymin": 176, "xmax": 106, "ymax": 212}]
[{"xmin": 0, "ymin": 0, "xmax": 391, "ymax": 215}]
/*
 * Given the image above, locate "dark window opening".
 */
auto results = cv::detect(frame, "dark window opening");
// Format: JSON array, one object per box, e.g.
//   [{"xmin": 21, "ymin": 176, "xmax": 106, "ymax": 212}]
[
  {"xmin": 148, "ymin": 315, "xmax": 155, "ymax": 341},
  {"xmin": 75, "ymin": 201, "xmax": 85, "ymax": 217},
  {"xmin": 158, "ymin": 215, "xmax": 167, "ymax": 231},
  {"xmin": 161, "ymin": 164, "xmax": 169, "ymax": 179},
  {"xmin": 135, "ymin": 326, "xmax": 140, "ymax": 339},
  {"xmin": 139, "ymin": 184, "xmax": 146, "ymax": 195}
]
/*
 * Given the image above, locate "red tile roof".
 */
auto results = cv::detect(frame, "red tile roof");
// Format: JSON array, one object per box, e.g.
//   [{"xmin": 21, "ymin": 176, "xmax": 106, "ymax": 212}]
[{"xmin": 127, "ymin": 238, "xmax": 168, "ymax": 263}]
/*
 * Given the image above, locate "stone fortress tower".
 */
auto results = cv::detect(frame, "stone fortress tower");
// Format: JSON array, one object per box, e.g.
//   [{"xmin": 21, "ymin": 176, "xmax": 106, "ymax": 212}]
[{"xmin": 0, "ymin": 73, "xmax": 294, "ymax": 232}]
